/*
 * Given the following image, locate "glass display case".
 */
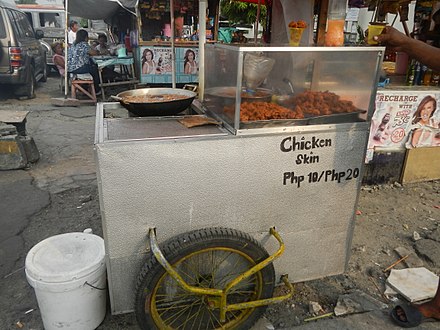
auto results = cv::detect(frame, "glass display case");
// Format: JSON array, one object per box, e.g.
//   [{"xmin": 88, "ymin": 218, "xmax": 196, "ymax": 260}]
[{"xmin": 203, "ymin": 44, "xmax": 384, "ymax": 134}]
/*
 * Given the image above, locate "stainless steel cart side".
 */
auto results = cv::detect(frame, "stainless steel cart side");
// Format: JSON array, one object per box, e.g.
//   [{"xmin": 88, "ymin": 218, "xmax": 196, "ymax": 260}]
[{"xmin": 95, "ymin": 46, "xmax": 384, "ymax": 314}]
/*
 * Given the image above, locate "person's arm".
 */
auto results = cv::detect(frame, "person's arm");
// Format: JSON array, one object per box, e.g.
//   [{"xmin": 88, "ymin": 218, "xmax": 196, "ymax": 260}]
[
  {"xmin": 184, "ymin": 62, "xmax": 190, "ymax": 74},
  {"xmin": 411, "ymin": 128, "xmax": 422, "ymax": 147},
  {"xmin": 375, "ymin": 26, "xmax": 440, "ymax": 72},
  {"xmin": 89, "ymin": 47, "xmax": 99, "ymax": 56},
  {"xmin": 53, "ymin": 55, "xmax": 65, "ymax": 69}
]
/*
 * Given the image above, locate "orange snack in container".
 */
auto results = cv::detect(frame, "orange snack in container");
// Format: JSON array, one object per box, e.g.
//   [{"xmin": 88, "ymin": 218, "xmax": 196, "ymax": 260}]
[
  {"xmin": 324, "ymin": 19, "xmax": 345, "ymax": 46},
  {"xmin": 288, "ymin": 20, "xmax": 308, "ymax": 46}
]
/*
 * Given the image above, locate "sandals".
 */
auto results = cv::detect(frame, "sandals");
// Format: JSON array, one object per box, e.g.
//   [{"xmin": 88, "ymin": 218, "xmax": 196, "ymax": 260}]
[{"xmin": 390, "ymin": 304, "xmax": 424, "ymax": 328}]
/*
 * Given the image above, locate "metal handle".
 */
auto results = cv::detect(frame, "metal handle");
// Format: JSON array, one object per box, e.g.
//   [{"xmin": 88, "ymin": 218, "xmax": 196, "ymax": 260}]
[{"xmin": 110, "ymin": 95, "xmax": 123, "ymax": 101}]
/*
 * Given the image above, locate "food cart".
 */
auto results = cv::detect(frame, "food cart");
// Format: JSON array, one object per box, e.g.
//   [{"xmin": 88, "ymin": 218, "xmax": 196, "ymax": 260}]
[{"xmin": 95, "ymin": 41, "xmax": 384, "ymax": 329}]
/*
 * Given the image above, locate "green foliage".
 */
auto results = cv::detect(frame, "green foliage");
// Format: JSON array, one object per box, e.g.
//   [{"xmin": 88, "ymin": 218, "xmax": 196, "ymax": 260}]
[{"xmin": 220, "ymin": 0, "xmax": 267, "ymax": 26}]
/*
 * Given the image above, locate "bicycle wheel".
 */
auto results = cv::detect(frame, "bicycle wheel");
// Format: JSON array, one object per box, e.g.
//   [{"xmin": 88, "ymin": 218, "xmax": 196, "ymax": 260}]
[{"xmin": 135, "ymin": 227, "xmax": 275, "ymax": 330}]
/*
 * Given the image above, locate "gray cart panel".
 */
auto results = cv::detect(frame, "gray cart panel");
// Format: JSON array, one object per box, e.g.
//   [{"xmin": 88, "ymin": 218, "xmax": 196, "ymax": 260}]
[{"xmin": 95, "ymin": 114, "xmax": 368, "ymax": 314}]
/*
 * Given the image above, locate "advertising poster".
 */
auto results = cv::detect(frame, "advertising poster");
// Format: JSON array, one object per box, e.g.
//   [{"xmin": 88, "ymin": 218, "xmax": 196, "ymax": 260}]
[
  {"xmin": 140, "ymin": 46, "xmax": 172, "ymax": 84},
  {"xmin": 182, "ymin": 48, "xmax": 199, "ymax": 75},
  {"xmin": 367, "ymin": 91, "xmax": 440, "ymax": 154},
  {"xmin": 139, "ymin": 46, "xmax": 198, "ymax": 84},
  {"xmin": 155, "ymin": 47, "xmax": 173, "ymax": 74}
]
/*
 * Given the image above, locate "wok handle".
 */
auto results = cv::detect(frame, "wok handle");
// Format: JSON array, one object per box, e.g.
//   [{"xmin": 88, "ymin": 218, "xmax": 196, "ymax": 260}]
[{"xmin": 110, "ymin": 95, "xmax": 123, "ymax": 101}]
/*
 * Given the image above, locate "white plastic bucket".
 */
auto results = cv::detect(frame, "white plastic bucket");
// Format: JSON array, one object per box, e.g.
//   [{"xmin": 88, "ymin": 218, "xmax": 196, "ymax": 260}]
[{"xmin": 25, "ymin": 232, "xmax": 107, "ymax": 330}]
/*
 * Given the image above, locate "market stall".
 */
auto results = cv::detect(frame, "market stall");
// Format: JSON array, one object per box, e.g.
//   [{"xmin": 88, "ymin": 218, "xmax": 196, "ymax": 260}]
[
  {"xmin": 136, "ymin": 0, "xmax": 207, "ymax": 85},
  {"xmin": 360, "ymin": 0, "xmax": 440, "ymax": 183}
]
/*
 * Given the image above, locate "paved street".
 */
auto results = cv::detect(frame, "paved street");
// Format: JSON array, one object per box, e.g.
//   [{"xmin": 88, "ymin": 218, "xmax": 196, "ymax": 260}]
[{"xmin": 0, "ymin": 75, "xmax": 439, "ymax": 330}]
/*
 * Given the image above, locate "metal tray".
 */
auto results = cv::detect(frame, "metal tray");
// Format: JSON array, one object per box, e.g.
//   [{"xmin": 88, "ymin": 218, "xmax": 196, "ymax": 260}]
[
  {"xmin": 205, "ymin": 87, "xmax": 273, "ymax": 103},
  {"xmin": 306, "ymin": 110, "xmax": 366, "ymax": 125},
  {"xmin": 239, "ymin": 110, "xmax": 366, "ymax": 128},
  {"xmin": 240, "ymin": 118, "xmax": 309, "ymax": 129}
]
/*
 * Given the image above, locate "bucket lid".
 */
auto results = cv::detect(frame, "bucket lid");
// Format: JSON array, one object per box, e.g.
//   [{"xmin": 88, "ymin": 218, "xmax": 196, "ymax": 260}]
[{"xmin": 25, "ymin": 232, "xmax": 105, "ymax": 283}]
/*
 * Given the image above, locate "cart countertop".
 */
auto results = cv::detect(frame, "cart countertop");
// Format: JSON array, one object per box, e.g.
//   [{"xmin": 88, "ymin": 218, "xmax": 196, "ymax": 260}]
[{"xmin": 103, "ymin": 116, "xmax": 228, "ymax": 141}]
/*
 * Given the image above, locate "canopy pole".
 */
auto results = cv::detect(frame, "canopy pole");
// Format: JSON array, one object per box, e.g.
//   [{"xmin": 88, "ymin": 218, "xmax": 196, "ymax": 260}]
[
  {"xmin": 198, "ymin": 0, "xmax": 207, "ymax": 101},
  {"xmin": 170, "ymin": 0, "xmax": 176, "ymax": 88},
  {"xmin": 254, "ymin": 0, "xmax": 261, "ymax": 43},
  {"xmin": 64, "ymin": 0, "xmax": 68, "ymax": 98}
]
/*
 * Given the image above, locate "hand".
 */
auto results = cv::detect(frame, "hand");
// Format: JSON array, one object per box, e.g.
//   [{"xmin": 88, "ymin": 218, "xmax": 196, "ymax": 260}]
[{"xmin": 373, "ymin": 26, "xmax": 409, "ymax": 52}]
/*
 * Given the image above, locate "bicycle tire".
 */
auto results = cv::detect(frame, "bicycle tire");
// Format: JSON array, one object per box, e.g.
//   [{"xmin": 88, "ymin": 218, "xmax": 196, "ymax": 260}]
[{"xmin": 135, "ymin": 227, "xmax": 275, "ymax": 330}]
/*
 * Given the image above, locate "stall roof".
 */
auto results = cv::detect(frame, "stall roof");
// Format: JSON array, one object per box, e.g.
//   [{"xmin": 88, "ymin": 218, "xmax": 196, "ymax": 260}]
[
  {"xmin": 68, "ymin": 0, "xmax": 269, "ymax": 20},
  {"xmin": 68, "ymin": 0, "xmax": 137, "ymax": 20},
  {"xmin": 232, "ymin": 0, "xmax": 269, "ymax": 4}
]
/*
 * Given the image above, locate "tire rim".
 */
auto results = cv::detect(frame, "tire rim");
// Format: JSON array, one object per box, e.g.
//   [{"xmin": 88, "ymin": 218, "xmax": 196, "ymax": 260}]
[{"xmin": 148, "ymin": 247, "xmax": 264, "ymax": 329}]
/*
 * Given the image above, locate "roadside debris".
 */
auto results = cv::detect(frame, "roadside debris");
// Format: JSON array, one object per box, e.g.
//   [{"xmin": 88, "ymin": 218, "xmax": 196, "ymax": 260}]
[
  {"xmin": 303, "ymin": 312, "xmax": 333, "ymax": 322},
  {"xmin": 386, "ymin": 267, "xmax": 439, "ymax": 302},
  {"xmin": 15, "ymin": 321, "xmax": 23, "ymax": 328},
  {"xmin": 383, "ymin": 255, "xmax": 409, "ymax": 273},
  {"xmin": 394, "ymin": 246, "xmax": 424, "ymax": 268},
  {"xmin": 413, "ymin": 231, "xmax": 422, "ymax": 241},
  {"xmin": 308, "ymin": 301, "xmax": 324, "ymax": 316},
  {"xmin": 334, "ymin": 290, "xmax": 387, "ymax": 316},
  {"xmin": 79, "ymin": 194, "xmax": 92, "ymax": 203}
]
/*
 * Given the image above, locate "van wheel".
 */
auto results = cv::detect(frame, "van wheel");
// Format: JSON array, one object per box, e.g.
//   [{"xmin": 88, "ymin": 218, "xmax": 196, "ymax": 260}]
[
  {"xmin": 16, "ymin": 66, "xmax": 36, "ymax": 99},
  {"xmin": 40, "ymin": 64, "xmax": 48, "ymax": 82}
]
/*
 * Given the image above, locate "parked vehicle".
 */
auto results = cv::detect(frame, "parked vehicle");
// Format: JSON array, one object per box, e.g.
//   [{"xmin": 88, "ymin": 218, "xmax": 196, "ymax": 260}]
[
  {"xmin": 0, "ymin": 0, "xmax": 47, "ymax": 98},
  {"xmin": 16, "ymin": 4, "xmax": 64, "ymax": 72}
]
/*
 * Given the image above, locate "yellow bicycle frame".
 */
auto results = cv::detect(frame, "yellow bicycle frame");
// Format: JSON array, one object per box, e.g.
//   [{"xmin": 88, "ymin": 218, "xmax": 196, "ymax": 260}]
[{"xmin": 148, "ymin": 227, "xmax": 294, "ymax": 324}]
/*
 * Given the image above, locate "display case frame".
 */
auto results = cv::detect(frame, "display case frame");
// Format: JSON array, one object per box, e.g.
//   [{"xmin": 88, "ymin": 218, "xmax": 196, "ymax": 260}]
[{"xmin": 203, "ymin": 44, "xmax": 385, "ymax": 135}]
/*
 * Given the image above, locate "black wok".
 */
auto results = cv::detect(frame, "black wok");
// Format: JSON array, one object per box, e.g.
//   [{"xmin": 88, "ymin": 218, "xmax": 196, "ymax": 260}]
[{"xmin": 113, "ymin": 88, "xmax": 197, "ymax": 116}]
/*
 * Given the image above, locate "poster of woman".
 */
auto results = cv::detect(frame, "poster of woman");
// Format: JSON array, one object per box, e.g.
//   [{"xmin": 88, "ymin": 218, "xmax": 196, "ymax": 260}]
[
  {"xmin": 406, "ymin": 95, "xmax": 440, "ymax": 148},
  {"xmin": 141, "ymin": 48, "xmax": 156, "ymax": 75},
  {"xmin": 183, "ymin": 48, "xmax": 198, "ymax": 74},
  {"xmin": 368, "ymin": 91, "xmax": 440, "ymax": 151}
]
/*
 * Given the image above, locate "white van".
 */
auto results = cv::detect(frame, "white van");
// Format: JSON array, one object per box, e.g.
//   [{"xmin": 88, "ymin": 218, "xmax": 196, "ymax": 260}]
[{"xmin": 16, "ymin": 4, "xmax": 64, "ymax": 71}]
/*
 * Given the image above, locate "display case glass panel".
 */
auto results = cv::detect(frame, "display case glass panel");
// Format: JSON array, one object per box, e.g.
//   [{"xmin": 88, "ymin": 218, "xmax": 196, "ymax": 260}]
[{"xmin": 203, "ymin": 44, "xmax": 384, "ymax": 133}]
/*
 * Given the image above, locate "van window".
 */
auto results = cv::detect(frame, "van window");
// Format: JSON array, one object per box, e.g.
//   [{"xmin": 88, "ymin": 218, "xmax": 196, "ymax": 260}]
[
  {"xmin": 7, "ymin": 10, "xmax": 34, "ymax": 39},
  {"xmin": 25, "ymin": 12, "xmax": 33, "ymax": 27},
  {"xmin": 39, "ymin": 13, "xmax": 62, "ymax": 28},
  {"xmin": 16, "ymin": 11, "xmax": 35, "ymax": 38},
  {"xmin": 6, "ymin": 9, "xmax": 21, "ymax": 38},
  {"xmin": 0, "ymin": 12, "xmax": 6, "ymax": 39}
]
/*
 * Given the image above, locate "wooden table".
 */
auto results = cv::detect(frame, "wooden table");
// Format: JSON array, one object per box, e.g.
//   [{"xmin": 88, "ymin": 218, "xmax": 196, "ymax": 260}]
[{"xmin": 92, "ymin": 56, "xmax": 139, "ymax": 100}]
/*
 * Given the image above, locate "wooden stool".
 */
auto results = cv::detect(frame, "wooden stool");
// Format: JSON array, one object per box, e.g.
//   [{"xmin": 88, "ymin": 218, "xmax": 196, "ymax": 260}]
[{"xmin": 71, "ymin": 75, "xmax": 97, "ymax": 104}]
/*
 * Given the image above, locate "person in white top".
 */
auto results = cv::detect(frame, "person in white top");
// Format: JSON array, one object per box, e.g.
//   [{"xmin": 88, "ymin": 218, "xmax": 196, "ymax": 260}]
[
  {"xmin": 95, "ymin": 34, "xmax": 111, "ymax": 55},
  {"xmin": 68, "ymin": 20, "xmax": 79, "ymax": 45}
]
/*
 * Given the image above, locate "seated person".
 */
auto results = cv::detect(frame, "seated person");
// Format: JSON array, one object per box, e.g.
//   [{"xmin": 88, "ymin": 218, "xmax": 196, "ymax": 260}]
[
  {"xmin": 95, "ymin": 33, "xmax": 111, "ymax": 56},
  {"xmin": 51, "ymin": 42, "xmax": 65, "ymax": 77},
  {"xmin": 94, "ymin": 33, "xmax": 124, "ymax": 82},
  {"xmin": 67, "ymin": 29, "xmax": 101, "ymax": 94}
]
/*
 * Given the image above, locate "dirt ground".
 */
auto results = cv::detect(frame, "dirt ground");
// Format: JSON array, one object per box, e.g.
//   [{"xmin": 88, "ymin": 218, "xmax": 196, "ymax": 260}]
[
  {"xmin": 265, "ymin": 180, "xmax": 440, "ymax": 328},
  {"xmin": 1, "ymin": 75, "xmax": 439, "ymax": 329}
]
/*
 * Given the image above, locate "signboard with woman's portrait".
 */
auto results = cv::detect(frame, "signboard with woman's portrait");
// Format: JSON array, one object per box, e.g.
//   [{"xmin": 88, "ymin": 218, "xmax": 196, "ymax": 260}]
[{"xmin": 367, "ymin": 91, "xmax": 440, "ymax": 154}]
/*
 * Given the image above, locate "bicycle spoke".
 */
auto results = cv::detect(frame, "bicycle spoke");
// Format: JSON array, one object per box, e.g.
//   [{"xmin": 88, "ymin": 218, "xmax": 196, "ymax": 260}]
[{"xmin": 161, "ymin": 298, "xmax": 203, "ymax": 327}]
